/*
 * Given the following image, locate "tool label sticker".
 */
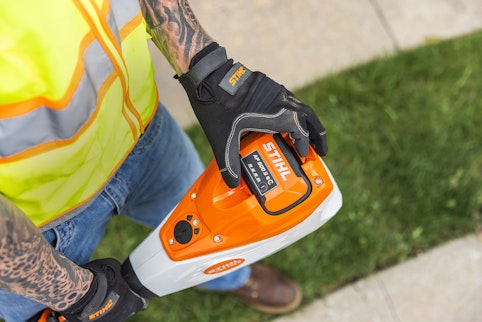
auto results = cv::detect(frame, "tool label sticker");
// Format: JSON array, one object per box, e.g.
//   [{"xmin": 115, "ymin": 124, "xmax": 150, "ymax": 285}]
[{"xmin": 242, "ymin": 150, "xmax": 278, "ymax": 195}]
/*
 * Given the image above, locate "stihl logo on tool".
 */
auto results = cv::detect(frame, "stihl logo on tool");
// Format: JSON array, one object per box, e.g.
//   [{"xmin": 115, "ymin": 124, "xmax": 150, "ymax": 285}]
[
  {"xmin": 262, "ymin": 142, "xmax": 292, "ymax": 181},
  {"xmin": 204, "ymin": 258, "xmax": 245, "ymax": 275}
]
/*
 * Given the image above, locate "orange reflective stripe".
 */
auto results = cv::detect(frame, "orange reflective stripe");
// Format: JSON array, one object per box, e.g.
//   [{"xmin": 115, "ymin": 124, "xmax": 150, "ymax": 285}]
[
  {"xmin": 74, "ymin": 0, "xmax": 142, "ymax": 138},
  {"xmin": 0, "ymin": 38, "xmax": 117, "ymax": 159},
  {"xmin": 101, "ymin": 0, "xmax": 110, "ymax": 17},
  {"xmin": 121, "ymin": 15, "xmax": 145, "ymax": 134},
  {"xmin": 119, "ymin": 12, "xmax": 143, "ymax": 40},
  {"xmin": 121, "ymin": 102, "xmax": 139, "ymax": 141},
  {"xmin": 0, "ymin": 72, "xmax": 117, "ymax": 164},
  {"xmin": 107, "ymin": 1, "xmax": 146, "ymax": 133},
  {"xmin": 0, "ymin": 33, "xmax": 95, "ymax": 118}
]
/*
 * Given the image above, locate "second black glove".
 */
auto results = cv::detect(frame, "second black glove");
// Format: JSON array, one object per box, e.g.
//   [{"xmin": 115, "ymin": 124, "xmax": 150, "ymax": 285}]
[{"xmin": 57, "ymin": 258, "xmax": 147, "ymax": 322}]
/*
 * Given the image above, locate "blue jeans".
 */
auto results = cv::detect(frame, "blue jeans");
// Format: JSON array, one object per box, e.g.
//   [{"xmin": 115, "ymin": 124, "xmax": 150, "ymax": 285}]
[{"xmin": 0, "ymin": 104, "xmax": 250, "ymax": 322}]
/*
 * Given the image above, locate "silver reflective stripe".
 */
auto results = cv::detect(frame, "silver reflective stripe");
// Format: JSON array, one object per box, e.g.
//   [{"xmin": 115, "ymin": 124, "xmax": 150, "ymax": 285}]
[
  {"xmin": 0, "ymin": 0, "xmax": 142, "ymax": 158},
  {"xmin": 0, "ymin": 40, "xmax": 114, "ymax": 158},
  {"xmin": 110, "ymin": 0, "xmax": 141, "ymax": 33},
  {"xmin": 106, "ymin": 11, "xmax": 121, "ymax": 45}
]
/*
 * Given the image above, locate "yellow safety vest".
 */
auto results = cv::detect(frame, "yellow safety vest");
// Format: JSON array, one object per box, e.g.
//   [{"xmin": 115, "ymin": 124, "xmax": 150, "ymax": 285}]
[{"xmin": 0, "ymin": 0, "xmax": 158, "ymax": 227}]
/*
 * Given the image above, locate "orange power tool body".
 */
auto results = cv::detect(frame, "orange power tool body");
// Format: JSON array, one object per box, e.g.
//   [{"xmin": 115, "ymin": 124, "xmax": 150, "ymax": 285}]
[{"xmin": 122, "ymin": 132, "xmax": 342, "ymax": 298}]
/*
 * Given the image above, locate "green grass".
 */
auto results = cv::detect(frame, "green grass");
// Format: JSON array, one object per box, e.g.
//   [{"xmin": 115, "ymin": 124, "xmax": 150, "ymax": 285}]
[{"xmin": 94, "ymin": 30, "xmax": 482, "ymax": 321}]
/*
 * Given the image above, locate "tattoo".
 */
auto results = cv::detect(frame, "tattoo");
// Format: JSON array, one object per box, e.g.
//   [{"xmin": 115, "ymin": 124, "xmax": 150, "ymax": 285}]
[
  {"xmin": 140, "ymin": 0, "xmax": 213, "ymax": 74},
  {"xmin": 0, "ymin": 195, "xmax": 93, "ymax": 311}
]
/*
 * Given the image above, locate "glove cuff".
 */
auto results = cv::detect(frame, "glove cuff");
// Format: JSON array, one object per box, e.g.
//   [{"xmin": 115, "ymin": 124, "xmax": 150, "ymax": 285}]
[
  {"xmin": 57, "ymin": 269, "xmax": 114, "ymax": 321},
  {"xmin": 187, "ymin": 42, "xmax": 228, "ymax": 86},
  {"xmin": 189, "ymin": 42, "xmax": 220, "ymax": 67},
  {"xmin": 58, "ymin": 260, "xmax": 122, "ymax": 322}
]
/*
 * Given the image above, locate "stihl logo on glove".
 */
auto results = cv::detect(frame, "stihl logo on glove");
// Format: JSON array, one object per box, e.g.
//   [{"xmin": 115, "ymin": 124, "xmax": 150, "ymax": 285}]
[
  {"xmin": 86, "ymin": 292, "xmax": 119, "ymax": 321},
  {"xmin": 88, "ymin": 299, "xmax": 113, "ymax": 320},
  {"xmin": 219, "ymin": 62, "xmax": 252, "ymax": 95},
  {"xmin": 229, "ymin": 65, "xmax": 247, "ymax": 86}
]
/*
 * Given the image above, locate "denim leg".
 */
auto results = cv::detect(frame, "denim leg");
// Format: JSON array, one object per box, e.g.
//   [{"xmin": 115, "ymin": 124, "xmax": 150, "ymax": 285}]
[{"xmin": 0, "ymin": 293, "xmax": 45, "ymax": 322}]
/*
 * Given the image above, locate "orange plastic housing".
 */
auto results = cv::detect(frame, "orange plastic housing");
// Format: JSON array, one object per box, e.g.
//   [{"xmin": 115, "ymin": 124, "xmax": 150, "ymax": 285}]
[{"xmin": 159, "ymin": 132, "xmax": 334, "ymax": 261}]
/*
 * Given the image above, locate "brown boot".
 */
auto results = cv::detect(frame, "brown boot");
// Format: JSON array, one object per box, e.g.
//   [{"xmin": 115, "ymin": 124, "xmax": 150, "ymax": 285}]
[{"xmin": 228, "ymin": 263, "xmax": 302, "ymax": 314}]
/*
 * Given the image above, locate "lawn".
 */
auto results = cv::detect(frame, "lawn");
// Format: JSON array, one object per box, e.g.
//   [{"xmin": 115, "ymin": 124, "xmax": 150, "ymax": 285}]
[{"xmin": 93, "ymin": 30, "xmax": 482, "ymax": 321}]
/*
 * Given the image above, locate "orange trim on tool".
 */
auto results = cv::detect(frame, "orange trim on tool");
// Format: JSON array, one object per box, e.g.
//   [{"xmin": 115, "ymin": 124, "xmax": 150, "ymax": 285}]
[
  {"xmin": 0, "ymin": 33, "xmax": 95, "ymax": 118},
  {"xmin": 160, "ymin": 133, "xmax": 335, "ymax": 261},
  {"xmin": 37, "ymin": 309, "xmax": 52, "ymax": 322},
  {"xmin": 36, "ymin": 309, "xmax": 66, "ymax": 322}
]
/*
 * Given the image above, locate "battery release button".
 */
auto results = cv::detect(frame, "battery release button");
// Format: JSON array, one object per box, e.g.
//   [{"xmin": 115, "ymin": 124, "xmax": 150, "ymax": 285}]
[{"xmin": 174, "ymin": 220, "xmax": 193, "ymax": 244}]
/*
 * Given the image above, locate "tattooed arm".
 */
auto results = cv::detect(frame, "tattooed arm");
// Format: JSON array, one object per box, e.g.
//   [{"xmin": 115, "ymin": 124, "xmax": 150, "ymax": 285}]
[
  {"xmin": 0, "ymin": 195, "xmax": 93, "ymax": 311},
  {"xmin": 140, "ymin": 0, "xmax": 214, "ymax": 74}
]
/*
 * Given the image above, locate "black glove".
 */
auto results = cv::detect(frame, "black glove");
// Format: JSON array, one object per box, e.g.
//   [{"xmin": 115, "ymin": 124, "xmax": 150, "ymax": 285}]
[
  {"xmin": 178, "ymin": 43, "xmax": 328, "ymax": 188},
  {"xmin": 57, "ymin": 258, "xmax": 147, "ymax": 322}
]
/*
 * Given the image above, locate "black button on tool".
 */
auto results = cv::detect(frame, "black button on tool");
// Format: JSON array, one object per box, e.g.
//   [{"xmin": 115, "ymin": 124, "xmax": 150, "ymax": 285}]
[{"xmin": 174, "ymin": 220, "xmax": 193, "ymax": 244}]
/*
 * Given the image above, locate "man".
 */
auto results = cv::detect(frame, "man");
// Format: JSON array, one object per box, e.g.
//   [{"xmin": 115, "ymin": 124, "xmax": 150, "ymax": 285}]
[{"xmin": 0, "ymin": 0, "xmax": 328, "ymax": 321}]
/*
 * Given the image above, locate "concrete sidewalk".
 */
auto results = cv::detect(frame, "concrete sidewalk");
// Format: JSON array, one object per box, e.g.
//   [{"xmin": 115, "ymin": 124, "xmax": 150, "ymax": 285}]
[
  {"xmin": 147, "ymin": 1, "xmax": 482, "ymax": 321},
  {"xmin": 273, "ymin": 234, "xmax": 482, "ymax": 322}
]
